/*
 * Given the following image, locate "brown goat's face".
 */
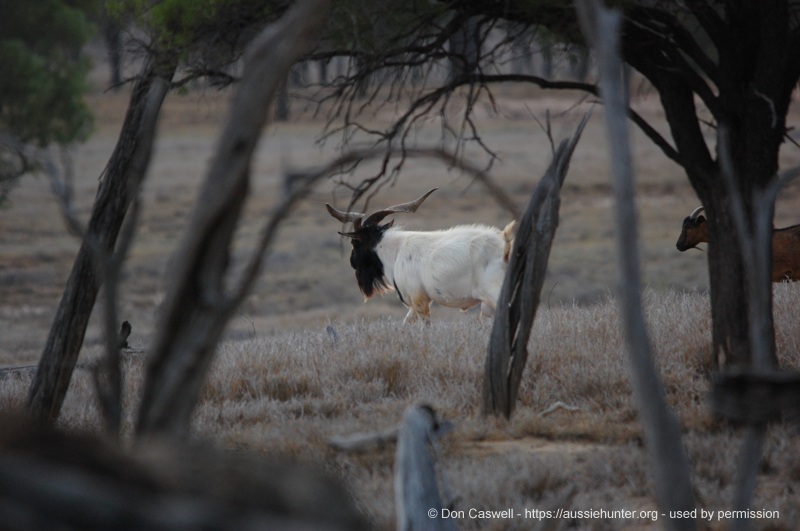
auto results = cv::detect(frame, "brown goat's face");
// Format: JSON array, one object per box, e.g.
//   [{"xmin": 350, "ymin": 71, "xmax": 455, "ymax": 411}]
[{"xmin": 676, "ymin": 215, "xmax": 708, "ymax": 251}]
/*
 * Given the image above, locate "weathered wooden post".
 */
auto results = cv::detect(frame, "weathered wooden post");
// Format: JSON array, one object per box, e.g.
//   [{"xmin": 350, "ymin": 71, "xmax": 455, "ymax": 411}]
[{"xmin": 394, "ymin": 405, "xmax": 456, "ymax": 531}]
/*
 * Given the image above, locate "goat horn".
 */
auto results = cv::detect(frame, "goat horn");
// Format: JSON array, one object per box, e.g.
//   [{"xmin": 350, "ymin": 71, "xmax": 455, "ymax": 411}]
[
  {"xmin": 688, "ymin": 206, "xmax": 705, "ymax": 220},
  {"xmin": 325, "ymin": 204, "xmax": 365, "ymax": 230},
  {"xmin": 362, "ymin": 188, "xmax": 438, "ymax": 226}
]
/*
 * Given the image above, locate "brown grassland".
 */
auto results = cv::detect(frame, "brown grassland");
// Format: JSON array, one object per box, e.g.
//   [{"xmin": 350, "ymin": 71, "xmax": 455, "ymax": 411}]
[{"xmin": 1, "ymin": 66, "xmax": 800, "ymax": 529}]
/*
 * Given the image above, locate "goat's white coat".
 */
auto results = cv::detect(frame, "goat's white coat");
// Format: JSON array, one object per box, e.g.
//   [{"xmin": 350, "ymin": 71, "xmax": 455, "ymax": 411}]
[{"xmin": 375, "ymin": 224, "xmax": 512, "ymax": 323}]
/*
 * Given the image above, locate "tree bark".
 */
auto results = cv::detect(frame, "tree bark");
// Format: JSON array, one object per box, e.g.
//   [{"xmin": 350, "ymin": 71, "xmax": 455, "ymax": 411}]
[
  {"xmin": 136, "ymin": 0, "xmax": 329, "ymax": 438},
  {"xmin": 27, "ymin": 54, "xmax": 177, "ymax": 423},
  {"xmin": 482, "ymin": 112, "xmax": 588, "ymax": 418},
  {"xmin": 577, "ymin": 3, "xmax": 697, "ymax": 527},
  {"xmin": 104, "ymin": 21, "xmax": 123, "ymax": 88},
  {"xmin": 394, "ymin": 406, "xmax": 455, "ymax": 531},
  {"xmin": 621, "ymin": 2, "xmax": 800, "ymax": 368}
]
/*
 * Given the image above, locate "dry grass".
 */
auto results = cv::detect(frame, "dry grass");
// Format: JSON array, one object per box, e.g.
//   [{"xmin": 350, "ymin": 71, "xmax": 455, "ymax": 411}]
[
  {"xmin": 3, "ymin": 284, "xmax": 795, "ymax": 530},
  {"xmin": 3, "ymin": 82, "xmax": 800, "ymax": 530}
]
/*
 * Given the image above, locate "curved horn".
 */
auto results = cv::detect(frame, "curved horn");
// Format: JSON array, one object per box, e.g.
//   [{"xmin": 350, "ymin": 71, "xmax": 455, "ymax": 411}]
[
  {"xmin": 326, "ymin": 203, "xmax": 365, "ymax": 230},
  {"xmin": 688, "ymin": 206, "xmax": 705, "ymax": 220},
  {"xmin": 362, "ymin": 188, "xmax": 438, "ymax": 226}
]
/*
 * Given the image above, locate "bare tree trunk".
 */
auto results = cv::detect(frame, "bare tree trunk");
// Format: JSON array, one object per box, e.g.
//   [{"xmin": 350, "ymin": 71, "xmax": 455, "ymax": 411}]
[
  {"xmin": 136, "ymin": 0, "xmax": 329, "ymax": 438},
  {"xmin": 394, "ymin": 406, "xmax": 455, "ymax": 531},
  {"xmin": 104, "ymin": 21, "xmax": 123, "ymax": 88},
  {"xmin": 448, "ymin": 16, "xmax": 480, "ymax": 82},
  {"xmin": 482, "ymin": 113, "xmax": 588, "ymax": 418},
  {"xmin": 705, "ymin": 195, "xmax": 778, "ymax": 369},
  {"xmin": 620, "ymin": 4, "xmax": 796, "ymax": 370},
  {"xmin": 276, "ymin": 81, "xmax": 290, "ymax": 121},
  {"xmin": 27, "ymin": 54, "xmax": 177, "ymax": 424},
  {"xmin": 715, "ymin": 137, "xmax": 798, "ymax": 531},
  {"xmin": 575, "ymin": 2, "xmax": 696, "ymax": 528}
]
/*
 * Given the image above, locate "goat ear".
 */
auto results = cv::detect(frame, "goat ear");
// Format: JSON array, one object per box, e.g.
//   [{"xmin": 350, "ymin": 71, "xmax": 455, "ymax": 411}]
[
  {"xmin": 697, "ymin": 215, "xmax": 706, "ymax": 224},
  {"xmin": 338, "ymin": 230, "xmax": 360, "ymax": 240}
]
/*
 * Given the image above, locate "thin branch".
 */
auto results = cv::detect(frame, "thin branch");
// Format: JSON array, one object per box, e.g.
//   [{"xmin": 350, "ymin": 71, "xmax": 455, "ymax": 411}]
[
  {"xmin": 684, "ymin": 0, "xmax": 727, "ymax": 51},
  {"xmin": 576, "ymin": 1, "xmax": 696, "ymax": 527},
  {"xmin": 136, "ymin": 0, "xmax": 331, "ymax": 437},
  {"xmin": 322, "ymin": 67, "xmax": 683, "ymax": 184},
  {"xmin": 628, "ymin": 6, "xmax": 723, "ymax": 114},
  {"xmin": 170, "ymin": 69, "xmax": 239, "ymax": 89}
]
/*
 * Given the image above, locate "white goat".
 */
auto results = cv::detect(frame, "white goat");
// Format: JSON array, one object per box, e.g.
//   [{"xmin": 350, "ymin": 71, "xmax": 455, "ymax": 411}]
[{"xmin": 326, "ymin": 189, "xmax": 516, "ymax": 323}]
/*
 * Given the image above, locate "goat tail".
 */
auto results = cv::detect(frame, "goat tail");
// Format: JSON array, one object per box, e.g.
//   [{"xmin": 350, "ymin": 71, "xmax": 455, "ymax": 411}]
[{"xmin": 502, "ymin": 220, "xmax": 517, "ymax": 263}]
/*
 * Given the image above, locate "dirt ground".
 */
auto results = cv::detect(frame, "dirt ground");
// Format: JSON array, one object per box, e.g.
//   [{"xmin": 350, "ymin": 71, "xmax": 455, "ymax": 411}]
[{"xmin": 1, "ymin": 79, "xmax": 799, "ymax": 369}]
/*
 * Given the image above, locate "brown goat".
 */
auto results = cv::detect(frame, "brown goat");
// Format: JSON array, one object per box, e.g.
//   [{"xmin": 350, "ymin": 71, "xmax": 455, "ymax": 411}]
[{"xmin": 676, "ymin": 206, "xmax": 800, "ymax": 282}]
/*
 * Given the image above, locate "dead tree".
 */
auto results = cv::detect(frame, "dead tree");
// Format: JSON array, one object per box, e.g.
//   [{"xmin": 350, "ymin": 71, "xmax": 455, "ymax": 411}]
[
  {"xmin": 136, "ymin": 0, "xmax": 330, "ymax": 438},
  {"xmin": 575, "ymin": 1, "xmax": 696, "ymax": 528},
  {"xmin": 394, "ymin": 405, "xmax": 456, "ymax": 531},
  {"xmin": 482, "ymin": 112, "xmax": 589, "ymax": 419},
  {"xmin": 328, "ymin": 405, "xmax": 456, "ymax": 530}
]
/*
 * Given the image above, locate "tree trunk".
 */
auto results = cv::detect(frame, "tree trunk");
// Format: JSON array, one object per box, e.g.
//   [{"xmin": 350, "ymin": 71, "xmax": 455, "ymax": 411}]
[
  {"xmin": 697, "ymin": 64, "xmax": 790, "ymax": 369},
  {"xmin": 704, "ymin": 192, "xmax": 777, "ymax": 369},
  {"xmin": 448, "ymin": 16, "xmax": 480, "ymax": 82},
  {"xmin": 394, "ymin": 406, "xmax": 455, "ymax": 531},
  {"xmin": 26, "ymin": 54, "xmax": 177, "ymax": 423},
  {"xmin": 483, "ymin": 113, "xmax": 588, "ymax": 418},
  {"xmin": 621, "ymin": 3, "xmax": 800, "ymax": 369},
  {"xmin": 577, "ymin": 3, "xmax": 697, "ymax": 525},
  {"xmin": 136, "ymin": 0, "xmax": 329, "ymax": 438},
  {"xmin": 104, "ymin": 21, "xmax": 123, "ymax": 88}
]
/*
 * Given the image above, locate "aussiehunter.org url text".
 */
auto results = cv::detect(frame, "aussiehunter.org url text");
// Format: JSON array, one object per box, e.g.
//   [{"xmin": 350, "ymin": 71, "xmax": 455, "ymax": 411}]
[{"xmin": 428, "ymin": 507, "xmax": 780, "ymax": 522}]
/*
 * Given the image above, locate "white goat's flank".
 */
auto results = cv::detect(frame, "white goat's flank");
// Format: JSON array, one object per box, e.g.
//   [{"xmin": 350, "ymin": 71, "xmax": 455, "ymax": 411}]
[{"xmin": 373, "ymin": 223, "xmax": 513, "ymax": 323}]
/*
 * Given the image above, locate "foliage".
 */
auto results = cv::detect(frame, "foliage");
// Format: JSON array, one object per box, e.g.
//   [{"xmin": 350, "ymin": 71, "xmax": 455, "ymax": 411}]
[
  {"xmin": 0, "ymin": 0, "xmax": 95, "ymax": 146},
  {"xmin": 0, "ymin": 0, "xmax": 96, "ymax": 203},
  {"xmin": 326, "ymin": 0, "xmax": 447, "ymax": 51},
  {"xmin": 146, "ymin": 0, "xmax": 276, "ymax": 52},
  {"xmin": 107, "ymin": 0, "xmax": 285, "ymax": 86}
]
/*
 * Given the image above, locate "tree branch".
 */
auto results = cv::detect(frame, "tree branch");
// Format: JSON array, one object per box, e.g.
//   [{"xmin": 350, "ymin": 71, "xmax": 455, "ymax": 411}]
[
  {"xmin": 136, "ymin": 0, "xmax": 331, "ymax": 438},
  {"xmin": 576, "ymin": 1, "xmax": 697, "ymax": 527}
]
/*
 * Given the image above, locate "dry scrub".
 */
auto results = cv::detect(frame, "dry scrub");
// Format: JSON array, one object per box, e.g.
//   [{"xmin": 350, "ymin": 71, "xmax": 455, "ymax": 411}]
[{"xmin": 2, "ymin": 285, "xmax": 799, "ymax": 529}]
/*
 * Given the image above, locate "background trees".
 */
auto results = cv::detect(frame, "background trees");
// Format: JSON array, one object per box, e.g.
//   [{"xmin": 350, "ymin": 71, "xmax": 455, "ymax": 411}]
[
  {"xmin": 2, "ymin": 0, "xmax": 797, "ymax": 525},
  {"xmin": 13, "ymin": 0, "xmax": 798, "ymax": 427},
  {"xmin": 316, "ymin": 1, "xmax": 800, "ymax": 370},
  {"xmin": 25, "ymin": 0, "xmax": 293, "ymax": 424},
  {"xmin": 0, "ymin": 0, "xmax": 95, "ymax": 201}
]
